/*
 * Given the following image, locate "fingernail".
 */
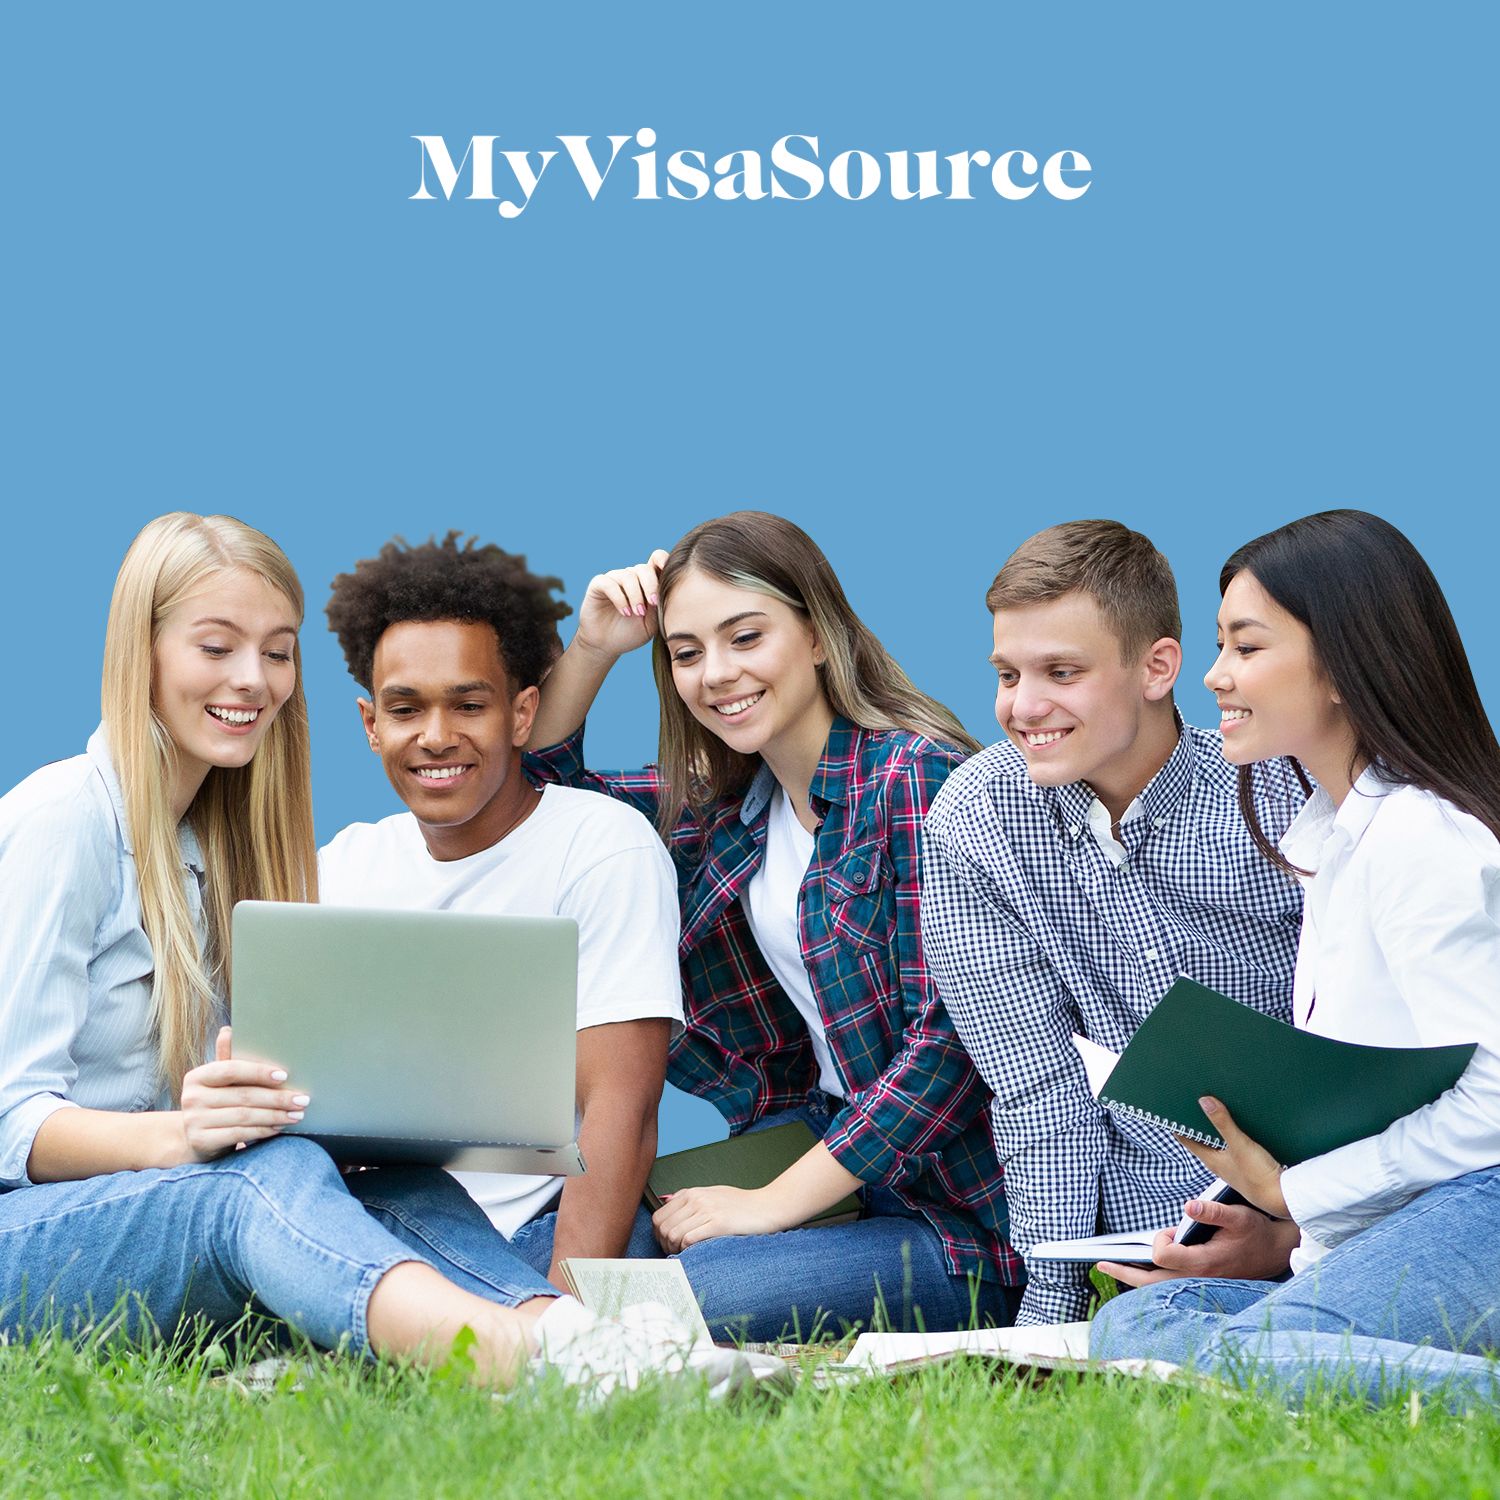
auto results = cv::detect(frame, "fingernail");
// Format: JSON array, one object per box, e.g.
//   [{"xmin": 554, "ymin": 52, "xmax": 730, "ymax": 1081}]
[
  {"xmin": 287, "ymin": 1111, "xmax": 304, "ymax": 1122},
  {"xmin": 1186, "ymin": 1199, "xmax": 1201, "ymax": 1214},
  {"xmin": 648, "ymin": 594, "xmax": 658, "ymax": 605},
  {"xmin": 1199, "ymin": 1096, "xmax": 1218, "ymax": 1113},
  {"xmin": 634, "ymin": 603, "xmax": 646, "ymax": 617},
  {"xmin": 271, "ymin": 1070, "xmax": 288, "ymax": 1082},
  {"xmin": 292, "ymin": 1095, "xmax": 311, "ymax": 1107}
]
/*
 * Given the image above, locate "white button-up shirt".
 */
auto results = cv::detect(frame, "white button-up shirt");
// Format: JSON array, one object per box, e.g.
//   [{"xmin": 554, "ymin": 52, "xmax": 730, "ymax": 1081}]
[
  {"xmin": 1278, "ymin": 768, "xmax": 1500, "ymax": 1269},
  {"xmin": 0, "ymin": 728, "xmax": 210, "ymax": 1188}
]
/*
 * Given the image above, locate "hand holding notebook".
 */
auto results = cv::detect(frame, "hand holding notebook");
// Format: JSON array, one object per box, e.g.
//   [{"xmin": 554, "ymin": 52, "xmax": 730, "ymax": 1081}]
[
  {"xmin": 1033, "ymin": 979, "xmax": 1475, "ymax": 1267},
  {"xmin": 1097, "ymin": 978, "xmax": 1475, "ymax": 1166}
]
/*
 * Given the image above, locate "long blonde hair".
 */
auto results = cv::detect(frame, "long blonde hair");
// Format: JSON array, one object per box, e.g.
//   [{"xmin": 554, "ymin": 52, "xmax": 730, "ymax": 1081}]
[
  {"xmin": 650, "ymin": 510, "xmax": 981, "ymax": 835},
  {"xmin": 101, "ymin": 513, "xmax": 317, "ymax": 1098}
]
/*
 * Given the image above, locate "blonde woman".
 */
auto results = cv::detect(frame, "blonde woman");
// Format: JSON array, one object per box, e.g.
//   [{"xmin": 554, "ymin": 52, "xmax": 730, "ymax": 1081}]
[
  {"xmin": 0, "ymin": 513, "xmax": 733, "ymax": 1391},
  {"xmin": 524, "ymin": 511, "xmax": 1021, "ymax": 1340}
]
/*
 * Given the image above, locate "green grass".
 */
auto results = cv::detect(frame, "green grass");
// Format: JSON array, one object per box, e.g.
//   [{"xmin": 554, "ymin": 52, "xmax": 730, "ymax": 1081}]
[{"xmin": 4, "ymin": 1332, "xmax": 1500, "ymax": 1500}]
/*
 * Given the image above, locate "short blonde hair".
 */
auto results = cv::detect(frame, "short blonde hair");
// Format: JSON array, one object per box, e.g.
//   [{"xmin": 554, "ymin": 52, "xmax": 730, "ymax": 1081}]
[{"xmin": 986, "ymin": 519, "xmax": 1180, "ymax": 660}]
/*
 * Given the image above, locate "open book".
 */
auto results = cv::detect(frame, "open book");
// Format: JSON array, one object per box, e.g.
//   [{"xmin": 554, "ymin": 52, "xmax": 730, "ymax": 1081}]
[
  {"xmin": 557, "ymin": 1258, "xmax": 714, "ymax": 1346},
  {"xmin": 839, "ymin": 1323, "xmax": 1179, "ymax": 1382}
]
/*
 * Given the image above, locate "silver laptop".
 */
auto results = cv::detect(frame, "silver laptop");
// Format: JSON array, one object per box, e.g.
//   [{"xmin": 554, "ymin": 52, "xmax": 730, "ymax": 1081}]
[{"xmin": 231, "ymin": 900, "xmax": 585, "ymax": 1175}]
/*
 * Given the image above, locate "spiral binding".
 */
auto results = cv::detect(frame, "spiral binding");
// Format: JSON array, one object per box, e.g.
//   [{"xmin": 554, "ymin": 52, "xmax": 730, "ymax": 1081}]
[{"xmin": 1101, "ymin": 1096, "xmax": 1225, "ymax": 1149}]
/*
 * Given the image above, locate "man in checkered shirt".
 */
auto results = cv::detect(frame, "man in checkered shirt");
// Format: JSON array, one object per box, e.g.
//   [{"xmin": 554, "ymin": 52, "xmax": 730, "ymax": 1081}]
[{"xmin": 922, "ymin": 521, "xmax": 1305, "ymax": 1325}]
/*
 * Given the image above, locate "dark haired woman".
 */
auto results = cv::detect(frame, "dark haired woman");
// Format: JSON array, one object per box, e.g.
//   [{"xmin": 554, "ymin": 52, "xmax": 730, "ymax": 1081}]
[
  {"xmin": 521, "ymin": 511, "xmax": 1021, "ymax": 1341},
  {"xmin": 1093, "ymin": 510, "xmax": 1500, "ymax": 1408}
]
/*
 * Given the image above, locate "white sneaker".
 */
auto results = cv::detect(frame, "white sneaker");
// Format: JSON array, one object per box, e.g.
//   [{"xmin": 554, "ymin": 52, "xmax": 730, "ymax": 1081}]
[{"xmin": 530, "ymin": 1298, "xmax": 790, "ymax": 1403}]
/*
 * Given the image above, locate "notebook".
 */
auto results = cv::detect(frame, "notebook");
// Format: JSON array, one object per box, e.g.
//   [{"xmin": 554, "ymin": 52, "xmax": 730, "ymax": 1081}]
[
  {"xmin": 646, "ymin": 1121, "xmax": 862, "ymax": 1227},
  {"xmin": 1098, "ymin": 977, "xmax": 1476, "ymax": 1164},
  {"xmin": 1031, "ymin": 1178, "xmax": 1251, "ymax": 1264}
]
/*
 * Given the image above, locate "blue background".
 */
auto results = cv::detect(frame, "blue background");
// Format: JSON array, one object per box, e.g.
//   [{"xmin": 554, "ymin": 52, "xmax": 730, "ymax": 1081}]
[{"xmin": 5, "ymin": 5, "xmax": 1494, "ymax": 1149}]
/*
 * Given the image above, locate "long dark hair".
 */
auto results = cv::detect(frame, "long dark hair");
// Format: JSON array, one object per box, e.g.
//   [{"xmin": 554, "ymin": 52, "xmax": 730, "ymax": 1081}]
[{"xmin": 1221, "ymin": 509, "xmax": 1500, "ymax": 872}]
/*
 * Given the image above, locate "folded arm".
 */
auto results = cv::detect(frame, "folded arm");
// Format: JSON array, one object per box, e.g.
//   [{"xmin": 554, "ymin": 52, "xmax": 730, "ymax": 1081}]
[{"xmin": 921, "ymin": 803, "xmax": 1106, "ymax": 1324}]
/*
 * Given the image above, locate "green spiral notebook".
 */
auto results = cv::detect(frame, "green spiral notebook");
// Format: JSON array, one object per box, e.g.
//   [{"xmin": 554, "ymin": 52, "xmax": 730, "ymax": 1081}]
[{"xmin": 1099, "ymin": 978, "xmax": 1476, "ymax": 1165}]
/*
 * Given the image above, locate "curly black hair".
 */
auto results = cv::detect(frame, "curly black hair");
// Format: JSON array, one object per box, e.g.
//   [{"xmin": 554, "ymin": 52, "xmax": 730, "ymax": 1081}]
[{"xmin": 325, "ymin": 532, "xmax": 571, "ymax": 690}]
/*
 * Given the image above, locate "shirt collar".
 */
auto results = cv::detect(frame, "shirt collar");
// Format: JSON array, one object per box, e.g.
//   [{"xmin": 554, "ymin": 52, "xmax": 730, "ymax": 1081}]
[
  {"xmin": 739, "ymin": 715, "xmax": 861, "ymax": 827},
  {"xmin": 1050, "ymin": 714, "xmax": 1196, "ymax": 844},
  {"xmin": 1279, "ymin": 763, "xmax": 1393, "ymax": 873},
  {"xmin": 87, "ymin": 725, "xmax": 134, "ymax": 853},
  {"xmin": 86, "ymin": 723, "xmax": 206, "ymax": 874}
]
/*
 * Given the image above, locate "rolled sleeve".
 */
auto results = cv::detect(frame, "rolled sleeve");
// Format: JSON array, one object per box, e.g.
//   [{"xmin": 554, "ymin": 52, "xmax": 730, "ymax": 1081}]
[
  {"xmin": 0, "ymin": 785, "xmax": 116, "ymax": 1187},
  {"xmin": 922, "ymin": 801, "xmax": 1104, "ymax": 1324},
  {"xmin": 819, "ymin": 748, "xmax": 987, "ymax": 1184},
  {"xmin": 525, "ymin": 725, "xmax": 667, "ymax": 830}
]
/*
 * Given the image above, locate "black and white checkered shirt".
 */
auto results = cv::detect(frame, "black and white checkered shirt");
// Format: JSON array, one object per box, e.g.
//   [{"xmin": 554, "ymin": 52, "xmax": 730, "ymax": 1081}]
[{"xmin": 922, "ymin": 723, "xmax": 1305, "ymax": 1324}]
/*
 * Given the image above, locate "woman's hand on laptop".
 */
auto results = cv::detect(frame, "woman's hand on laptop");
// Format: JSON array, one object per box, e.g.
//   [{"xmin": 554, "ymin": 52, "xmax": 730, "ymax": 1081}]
[{"xmin": 178, "ymin": 1026, "xmax": 311, "ymax": 1162}]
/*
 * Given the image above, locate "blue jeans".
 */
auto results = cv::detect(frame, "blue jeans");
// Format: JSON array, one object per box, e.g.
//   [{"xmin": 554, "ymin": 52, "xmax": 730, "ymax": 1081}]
[
  {"xmin": 0, "ymin": 1135, "xmax": 557, "ymax": 1353},
  {"xmin": 1091, "ymin": 1164, "xmax": 1500, "ymax": 1410},
  {"xmin": 515, "ymin": 1098, "xmax": 1022, "ymax": 1342}
]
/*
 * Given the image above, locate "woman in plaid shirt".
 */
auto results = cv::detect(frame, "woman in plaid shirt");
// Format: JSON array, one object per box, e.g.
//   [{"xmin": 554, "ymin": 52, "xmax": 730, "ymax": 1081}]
[{"xmin": 523, "ymin": 511, "xmax": 1022, "ymax": 1342}]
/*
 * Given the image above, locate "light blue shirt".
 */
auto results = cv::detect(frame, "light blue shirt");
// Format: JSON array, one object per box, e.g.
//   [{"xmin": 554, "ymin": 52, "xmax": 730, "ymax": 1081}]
[{"xmin": 0, "ymin": 728, "xmax": 209, "ymax": 1188}]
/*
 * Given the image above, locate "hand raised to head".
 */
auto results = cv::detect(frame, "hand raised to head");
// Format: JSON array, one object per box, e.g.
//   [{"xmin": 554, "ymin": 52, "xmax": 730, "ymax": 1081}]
[{"xmin": 574, "ymin": 550, "xmax": 671, "ymax": 661}]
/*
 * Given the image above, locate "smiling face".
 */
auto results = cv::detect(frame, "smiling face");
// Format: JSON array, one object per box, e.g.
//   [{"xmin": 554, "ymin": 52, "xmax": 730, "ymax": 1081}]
[
  {"xmin": 359, "ymin": 618, "xmax": 539, "ymax": 860},
  {"xmin": 990, "ymin": 590, "xmax": 1182, "ymax": 811},
  {"xmin": 1205, "ymin": 569, "xmax": 1356, "ymax": 796},
  {"xmin": 661, "ymin": 567, "xmax": 830, "ymax": 766},
  {"xmin": 152, "ymin": 569, "xmax": 299, "ymax": 804}
]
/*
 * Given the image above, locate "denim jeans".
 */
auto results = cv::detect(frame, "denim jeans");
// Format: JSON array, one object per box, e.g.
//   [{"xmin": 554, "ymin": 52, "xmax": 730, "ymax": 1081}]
[
  {"xmin": 1090, "ymin": 1164, "xmax": 1500, "ymax": 1410},
  {"xmin": 0, "ymin": 1134, "xmax": 557, "ymax": 1353},
  {"xmin": 514, "ymin": 1096, "xmax": 1022, "ymax": 1342}
]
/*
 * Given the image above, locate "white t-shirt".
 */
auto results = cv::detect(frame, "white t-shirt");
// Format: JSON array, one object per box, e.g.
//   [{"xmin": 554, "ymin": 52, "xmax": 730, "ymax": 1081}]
[
  {"xmin": 319, "ymin": 784, "xmax": 683, "ymax": 1235},
  {"xmin": 741, "ymin": 785, "xmax": 845, "ymax": 1098}
]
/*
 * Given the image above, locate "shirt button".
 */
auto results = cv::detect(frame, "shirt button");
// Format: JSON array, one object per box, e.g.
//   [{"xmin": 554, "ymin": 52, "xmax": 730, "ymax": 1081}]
[
  {"xmin": 1145, "ymin": 948, "xmax": 1159, "ymax": 961},
  {"xmin": 1152, "ymin": 817, "xmax": 1165, "ymax": 829},
  {"xmin": 1070, "ymin": 825, "xmax": 1081, "ymax": 837}
]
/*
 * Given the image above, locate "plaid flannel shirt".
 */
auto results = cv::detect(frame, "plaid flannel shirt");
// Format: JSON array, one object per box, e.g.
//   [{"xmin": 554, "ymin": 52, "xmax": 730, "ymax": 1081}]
[{"xmin": 525, "ymin": 718, "xmax": 1022, "ymax": 1285}]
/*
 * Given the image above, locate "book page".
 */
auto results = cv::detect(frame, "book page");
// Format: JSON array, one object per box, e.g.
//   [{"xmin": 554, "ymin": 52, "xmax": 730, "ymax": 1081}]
[
  {"xmin": 842, "ymin": 1322, "xmax": 1093, "ymax": 1371},
  {"xmin": 558, "ymin": 1258, "xmax": 713, "ymax": 1345}
]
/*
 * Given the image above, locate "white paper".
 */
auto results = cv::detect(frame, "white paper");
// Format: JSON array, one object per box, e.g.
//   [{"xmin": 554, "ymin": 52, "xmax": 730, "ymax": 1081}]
[
  {"xmin": 1029, "ymin": 1230, "xmax": 1157, "ymax": 1264},
  {"xmin": 1070, "ymin": 1032, "xmax": 1120, "ymax": 1098},
  {"xmin": 842, "ymin": 1321, "xmax": 1093, "ymax": 1371}
]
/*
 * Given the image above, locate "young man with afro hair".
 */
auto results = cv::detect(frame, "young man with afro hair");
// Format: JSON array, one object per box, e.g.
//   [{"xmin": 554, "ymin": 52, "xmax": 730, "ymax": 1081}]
[{"xmin": 321, "ymin": 533, "xmax": 683, "ymax": 1286}]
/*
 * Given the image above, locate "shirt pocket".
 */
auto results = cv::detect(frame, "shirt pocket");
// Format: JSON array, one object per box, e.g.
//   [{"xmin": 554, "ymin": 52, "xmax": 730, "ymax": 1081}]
[{"xmin": 824, "ymin": 841, "xmax": 896, "ymax": 958}]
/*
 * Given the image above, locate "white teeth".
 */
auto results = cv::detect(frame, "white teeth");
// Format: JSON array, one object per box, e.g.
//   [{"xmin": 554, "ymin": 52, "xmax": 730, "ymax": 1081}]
[
  {"xmin": 414, "ymin": 766, "xmax": 468, "ymax": 780},
  {"xmin": 1024, "ymin": 729, "xmax": 1069, "ymax": 746},
  {"xmin": 1221, "ymin": 708, "xmax": 1252, "ymax": 722},
  {"xmin": 206, "ymin": 706, "xmax": 259, "ymax": 725},
  {"xmin": 713, "ymin": 692, "xmax": 764, "ymax": 717}
]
